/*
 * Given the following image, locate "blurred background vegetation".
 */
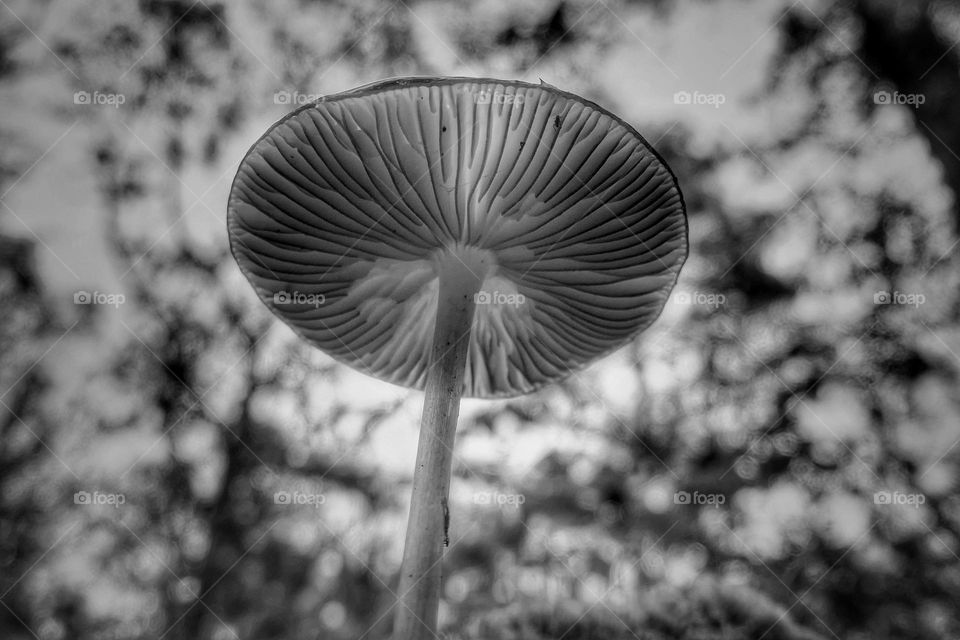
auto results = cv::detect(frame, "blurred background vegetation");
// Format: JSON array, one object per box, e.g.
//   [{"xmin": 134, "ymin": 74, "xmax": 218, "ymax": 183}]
[{"xmin": 1, "ymin": 0, "xmax": 959, "ymax": 638}]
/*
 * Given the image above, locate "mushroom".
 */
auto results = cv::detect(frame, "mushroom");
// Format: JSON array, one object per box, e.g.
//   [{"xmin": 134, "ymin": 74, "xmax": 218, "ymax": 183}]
[{"xmin": 227, "ymin": 77, "xmax": 686, "ymax": 638}]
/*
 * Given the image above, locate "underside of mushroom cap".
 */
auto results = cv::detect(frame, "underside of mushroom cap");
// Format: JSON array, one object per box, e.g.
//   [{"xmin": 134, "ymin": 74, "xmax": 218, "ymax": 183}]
[{"xmin": 228, "ymin": 77, "xmax": 687, "ymax": 398}]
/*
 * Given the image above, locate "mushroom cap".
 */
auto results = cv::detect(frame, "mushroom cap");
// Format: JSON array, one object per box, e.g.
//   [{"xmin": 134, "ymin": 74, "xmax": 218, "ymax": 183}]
[{"xmin": 228, "ymin": 77, "xmax": 687, "ymax": 398}]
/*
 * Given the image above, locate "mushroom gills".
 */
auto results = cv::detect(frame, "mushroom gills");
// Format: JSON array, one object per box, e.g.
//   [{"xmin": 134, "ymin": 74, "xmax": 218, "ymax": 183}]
[{"xmin": 342, "ymin": 245, "xmax": 534, "ymax": 393}]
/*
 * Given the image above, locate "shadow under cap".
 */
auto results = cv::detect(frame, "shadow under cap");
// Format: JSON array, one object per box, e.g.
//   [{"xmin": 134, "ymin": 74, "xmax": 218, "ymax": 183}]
[{"xmin": 228, "ymin": 76, "xmax": 688, "ymax": 398}]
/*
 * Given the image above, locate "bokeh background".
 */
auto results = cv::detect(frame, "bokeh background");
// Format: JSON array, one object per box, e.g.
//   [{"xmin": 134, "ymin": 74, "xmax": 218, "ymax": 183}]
[{"xmin": 2, "ymin": 1, "xmax": 960, "ymax": 639}]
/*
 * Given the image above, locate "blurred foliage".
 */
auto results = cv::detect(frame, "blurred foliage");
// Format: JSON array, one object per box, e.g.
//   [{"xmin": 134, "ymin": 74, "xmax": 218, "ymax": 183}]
[{"xmin": 1, "ymin": 0, "xmax": 959, "ymax": 639}]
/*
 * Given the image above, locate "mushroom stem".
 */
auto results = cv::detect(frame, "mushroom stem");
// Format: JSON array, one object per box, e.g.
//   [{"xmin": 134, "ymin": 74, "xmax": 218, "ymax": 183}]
[{"xmin": 394, "ymin": 252, "xmax": 485, "ymax": 639}]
